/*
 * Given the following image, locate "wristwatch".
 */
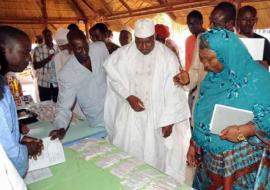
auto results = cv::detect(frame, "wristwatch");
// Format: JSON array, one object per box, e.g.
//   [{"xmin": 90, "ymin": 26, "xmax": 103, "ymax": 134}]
[{"xmin": 237, "ymin": 127, "xmax": 246, "ymax": 141}]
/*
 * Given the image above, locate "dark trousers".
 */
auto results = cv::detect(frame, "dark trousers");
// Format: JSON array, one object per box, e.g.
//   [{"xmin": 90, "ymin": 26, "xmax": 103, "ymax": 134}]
[{"xmin": 38, "ymin": 84, "xmax": 58, "ymax": 103}]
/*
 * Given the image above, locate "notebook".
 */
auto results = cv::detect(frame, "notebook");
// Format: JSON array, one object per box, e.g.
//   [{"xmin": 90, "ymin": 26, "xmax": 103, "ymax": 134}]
[{"xmin": 209, "ymin": 104, "xmax": 254, "ymax": 135}]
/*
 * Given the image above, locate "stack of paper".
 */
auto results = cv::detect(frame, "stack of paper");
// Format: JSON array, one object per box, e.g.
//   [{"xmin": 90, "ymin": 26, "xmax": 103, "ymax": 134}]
[
  {"xmin": 96, "ymin": 152, "xmax": 132, "ymax": 168},
  {"xmin": 24, "ymin": 168, "xmax": 52, "ymax": 185}
]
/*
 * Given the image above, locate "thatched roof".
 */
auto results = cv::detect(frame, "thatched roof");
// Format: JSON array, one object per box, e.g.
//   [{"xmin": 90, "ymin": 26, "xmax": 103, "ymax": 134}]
[{"xmin": 0, "ymin": 0, "xmax": 269, "ymax": 41}]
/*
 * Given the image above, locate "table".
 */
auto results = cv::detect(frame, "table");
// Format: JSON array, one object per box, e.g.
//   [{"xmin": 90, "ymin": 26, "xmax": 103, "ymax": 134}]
[
  {"xmin": 27, "ymin": 141, "xmax": 193, "ymax": 190},
  {"xmin": 20, "ymin": 101, "xmax": 107, "ymax": 146},
  {"xmin": 28, "ymin": 120, "xmax": 107, "ymax": 146}
]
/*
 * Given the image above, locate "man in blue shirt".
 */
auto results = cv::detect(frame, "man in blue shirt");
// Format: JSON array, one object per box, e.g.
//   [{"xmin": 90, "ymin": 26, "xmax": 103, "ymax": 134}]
[{"xmin": 0, "ymin": 26, "xmax": 43, "ymax": 177}]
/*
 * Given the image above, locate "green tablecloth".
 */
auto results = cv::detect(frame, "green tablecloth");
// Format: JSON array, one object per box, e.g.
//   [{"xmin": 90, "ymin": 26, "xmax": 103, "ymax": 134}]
[
  {"xmin": 27, "ymin": 149, "xmax": 123, "ymax": 190},
  {"xmin": 28, "ymin": 120, "xmax": 107, "ymax": 145},
  {"xmin": 27, "ymin": 148, "xmax": 193, "ymax": 190}
]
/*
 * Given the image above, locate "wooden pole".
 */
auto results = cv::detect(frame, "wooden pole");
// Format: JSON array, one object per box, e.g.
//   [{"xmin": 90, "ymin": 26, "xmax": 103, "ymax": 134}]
[
  {"xmin": 41, "ymin": 0, "xmax": 48, "ymax": 28},
  {"xmin": 85, "ymin": 21, "xmax": 89, "ymax": 39}
]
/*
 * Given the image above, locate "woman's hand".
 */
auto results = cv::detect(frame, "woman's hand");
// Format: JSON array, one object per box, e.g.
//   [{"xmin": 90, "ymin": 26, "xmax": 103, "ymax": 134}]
[
  {"xmin": 220, "ymin": 125, "xmax": 239, "ymax": 142},
  {"xmin": 220, "ymin": 122, "xmax": 255, "ymax": 143},
  {"xmin": 186, "ymin": 140, "xmax": 202, "ymax": 167}
]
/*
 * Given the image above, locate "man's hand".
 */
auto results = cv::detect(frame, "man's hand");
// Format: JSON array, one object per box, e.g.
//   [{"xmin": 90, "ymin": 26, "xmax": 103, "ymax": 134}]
[
  {"xmin": 126, "ymin": 95, "xmax": 145, "ymax": 112},
  {"xmin": 162, "ymin": 124, "xmax": 173, "ymax": 138},
  {"xmin": 258, "ymin": 61, "xmax": 269, "ymax": 70},
  {"xmin": 173, "ymin": 70, "xmax": 190, "ymax": 86},
  {"xmin": 19, "ymin": 123, "xmax": 30, "ymax": 135},
  {"xmin": 21, "ymin": 136, "xmax": 43, "ymax": 160},
  {"xmin": 49, "ymin": 128, "xmax": 66, "ymax": 140},
  {"xmin": 186, "ymin": 141, "xmax": 196, "ymax": 167},
  {"xmin": 47, "ymin": 54, "xmax": 54, "ymax": 61}
]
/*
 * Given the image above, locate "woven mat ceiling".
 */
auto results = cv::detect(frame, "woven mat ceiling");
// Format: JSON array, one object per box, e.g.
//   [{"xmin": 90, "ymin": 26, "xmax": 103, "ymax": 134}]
[{"xmin": 0, "ymin": 0, "xmax": 269, "ymax": 41}]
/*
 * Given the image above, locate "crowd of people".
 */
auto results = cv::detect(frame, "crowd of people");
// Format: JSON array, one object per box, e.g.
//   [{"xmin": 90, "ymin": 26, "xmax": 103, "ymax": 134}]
[{"xmin": 0, "ymin": 1, "xmax": 270, "ymax": 189}]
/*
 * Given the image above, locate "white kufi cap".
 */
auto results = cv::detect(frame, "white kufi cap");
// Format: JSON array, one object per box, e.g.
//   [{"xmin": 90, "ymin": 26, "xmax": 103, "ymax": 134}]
[
  {"xmin": 134, "ymin": 19, "xmax": 155, "ymax": 38},
  {"xmin": 54, "ymin": 28, "xmax": 69, "ymax": 46}
]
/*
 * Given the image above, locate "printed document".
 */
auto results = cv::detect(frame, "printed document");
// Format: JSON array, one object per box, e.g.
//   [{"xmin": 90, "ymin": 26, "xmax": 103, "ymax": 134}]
[{"xmin": 28, "ymin": 137, "xmax": 65, "ymax": 171}]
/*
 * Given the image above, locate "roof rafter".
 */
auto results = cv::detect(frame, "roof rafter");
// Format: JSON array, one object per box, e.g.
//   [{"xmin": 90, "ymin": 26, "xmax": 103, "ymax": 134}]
[
  {"xmin": 106, "ymin": 0, "xmax": 210, "ymax": 21},
  {"xmin": 119, "ymin": 0, "xmax": 132, "ymax": 14},
  {"xmin": 49, "ymin": 23, "xmax": 57, "ymax": 30},
  {"xmin": 70, "ymin": 0, "xmax": 87, "ymax": 21},
  {"xmin": 100, "ymin": 0, "xmax": 113, "ymax": 15},
  {"xmin": 41, "ymin": 0, "xmax": 48, "ymax": 27},
  {"xmin": 105, "ymin": 0, "xmax": 270, "ymax": 22},
  {"xmin": 156, "ymin": 0, "xmax": 177, "ymax": 20},
  {"xmin": 81, "ymin": 0, "xmax": 96, "ymax": 14},
  {"xmin": 0, "ymin": 17, "xmax": 82, "ymax": 24}
]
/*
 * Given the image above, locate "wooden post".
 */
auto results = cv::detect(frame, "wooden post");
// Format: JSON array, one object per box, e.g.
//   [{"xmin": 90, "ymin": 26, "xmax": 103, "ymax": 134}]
[
  {"xmin": 85, "ymin": 21, "xmax": 89, "ymax": 39},
  {"xmin": 41, "ymin": 0, "xmax": 48, "ymax": 28}
]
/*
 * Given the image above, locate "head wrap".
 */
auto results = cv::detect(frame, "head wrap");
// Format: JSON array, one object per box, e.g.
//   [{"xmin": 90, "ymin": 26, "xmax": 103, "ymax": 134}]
[
  {"xmin": 193, "ymin": 28, "xmax": 270, "ymax": 154},
  {"xmin": 54, "ymin": 28, "xmax": 69, "ymax": 46},
  {"xmin": 155, "ymin": 24, "xmax": 170, "ymax": 39},
  {"xmin": 134, "ymin": 19, "xmax": 155, "ymax": 38}
]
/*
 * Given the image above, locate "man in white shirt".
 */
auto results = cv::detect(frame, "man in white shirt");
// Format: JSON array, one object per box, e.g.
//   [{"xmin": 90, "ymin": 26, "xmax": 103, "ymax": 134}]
[
  {"xmin": 104, "ymin": 19, "xmax": 190, "ymax": 182},
  {"xmin": 53, "ymin": 27, "xmax": 85, "ymax": 119},
  {"xmin": 49, "ymin": 29, "xmax": 109, "ymax": 140}
]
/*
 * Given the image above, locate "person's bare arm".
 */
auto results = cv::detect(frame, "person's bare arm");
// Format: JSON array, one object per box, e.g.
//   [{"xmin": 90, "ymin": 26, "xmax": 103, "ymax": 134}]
[{"xmin": 33, "ymin": 54, "xmax": 54, "ymax": 69}]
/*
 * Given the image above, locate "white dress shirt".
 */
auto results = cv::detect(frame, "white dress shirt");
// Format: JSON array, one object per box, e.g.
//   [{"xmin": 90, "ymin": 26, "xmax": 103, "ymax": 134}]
[{"xmin": 54, "ymin": 42, "xmax": 109, "ymax": 129}]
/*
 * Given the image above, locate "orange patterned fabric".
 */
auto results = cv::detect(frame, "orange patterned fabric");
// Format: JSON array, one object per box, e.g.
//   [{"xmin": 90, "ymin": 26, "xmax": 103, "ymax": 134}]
[{"xmin": 185, "ymin": 34, "xmax": 197, "ymax": 72}]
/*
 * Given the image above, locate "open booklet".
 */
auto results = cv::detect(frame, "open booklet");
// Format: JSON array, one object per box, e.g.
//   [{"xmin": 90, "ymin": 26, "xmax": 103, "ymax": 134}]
[
  {"xmin": 28, "ymin": 137, "xmax": 65, "ymax": 172},
  {"xmin": 209, "ymin": 104, "xmax": 254, "ymax": 135}
]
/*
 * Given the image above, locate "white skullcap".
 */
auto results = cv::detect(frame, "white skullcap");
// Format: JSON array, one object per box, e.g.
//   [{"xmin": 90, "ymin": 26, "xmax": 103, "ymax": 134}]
[
  {"xmin": 54, "ymin": 28, "xmax": 69, "ymax": 46},
  {"xmin": 134, "ymin": 19, "xmax": 155, "ymax": 38}
]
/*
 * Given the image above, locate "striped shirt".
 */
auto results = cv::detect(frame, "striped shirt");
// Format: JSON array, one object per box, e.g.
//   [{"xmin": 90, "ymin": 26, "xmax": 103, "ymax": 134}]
[{"xmin": 33, "ymin": 44, "xmax": 58, "ymax": 88}]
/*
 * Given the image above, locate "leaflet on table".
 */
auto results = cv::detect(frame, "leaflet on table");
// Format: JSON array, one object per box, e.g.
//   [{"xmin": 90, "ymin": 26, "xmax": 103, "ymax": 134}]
[
  {"xmin": 96, "ymin": 152, "xmax": 132, "ymax": 168},
  {"xmin": 69, "ymin": 139, "xmax": 106, "ymax": 152},
  {"xmin": 82, "ymin": 144, "xmax": 115, "ymax": 160},
  {"xmin": 209, "ymin": 104, "xmax": 254, "ymax": 135},
  {"xmin": 110, "ymin": 159, "xmax": 144, "ymax": 178},
  {"xmin": 121, "ymin": 172, "xmax": 152, "ymax": 190},
  {"xmin": 28, "ymin": 137, "xmax": 65, "ymax": 171},
  {"xmin": 24, "ymin": 167, "xmax": 52, "ymax": 184},
  {"xmin": 145, "ymin": 176, "xmax": 180, "ymax": 190}
]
